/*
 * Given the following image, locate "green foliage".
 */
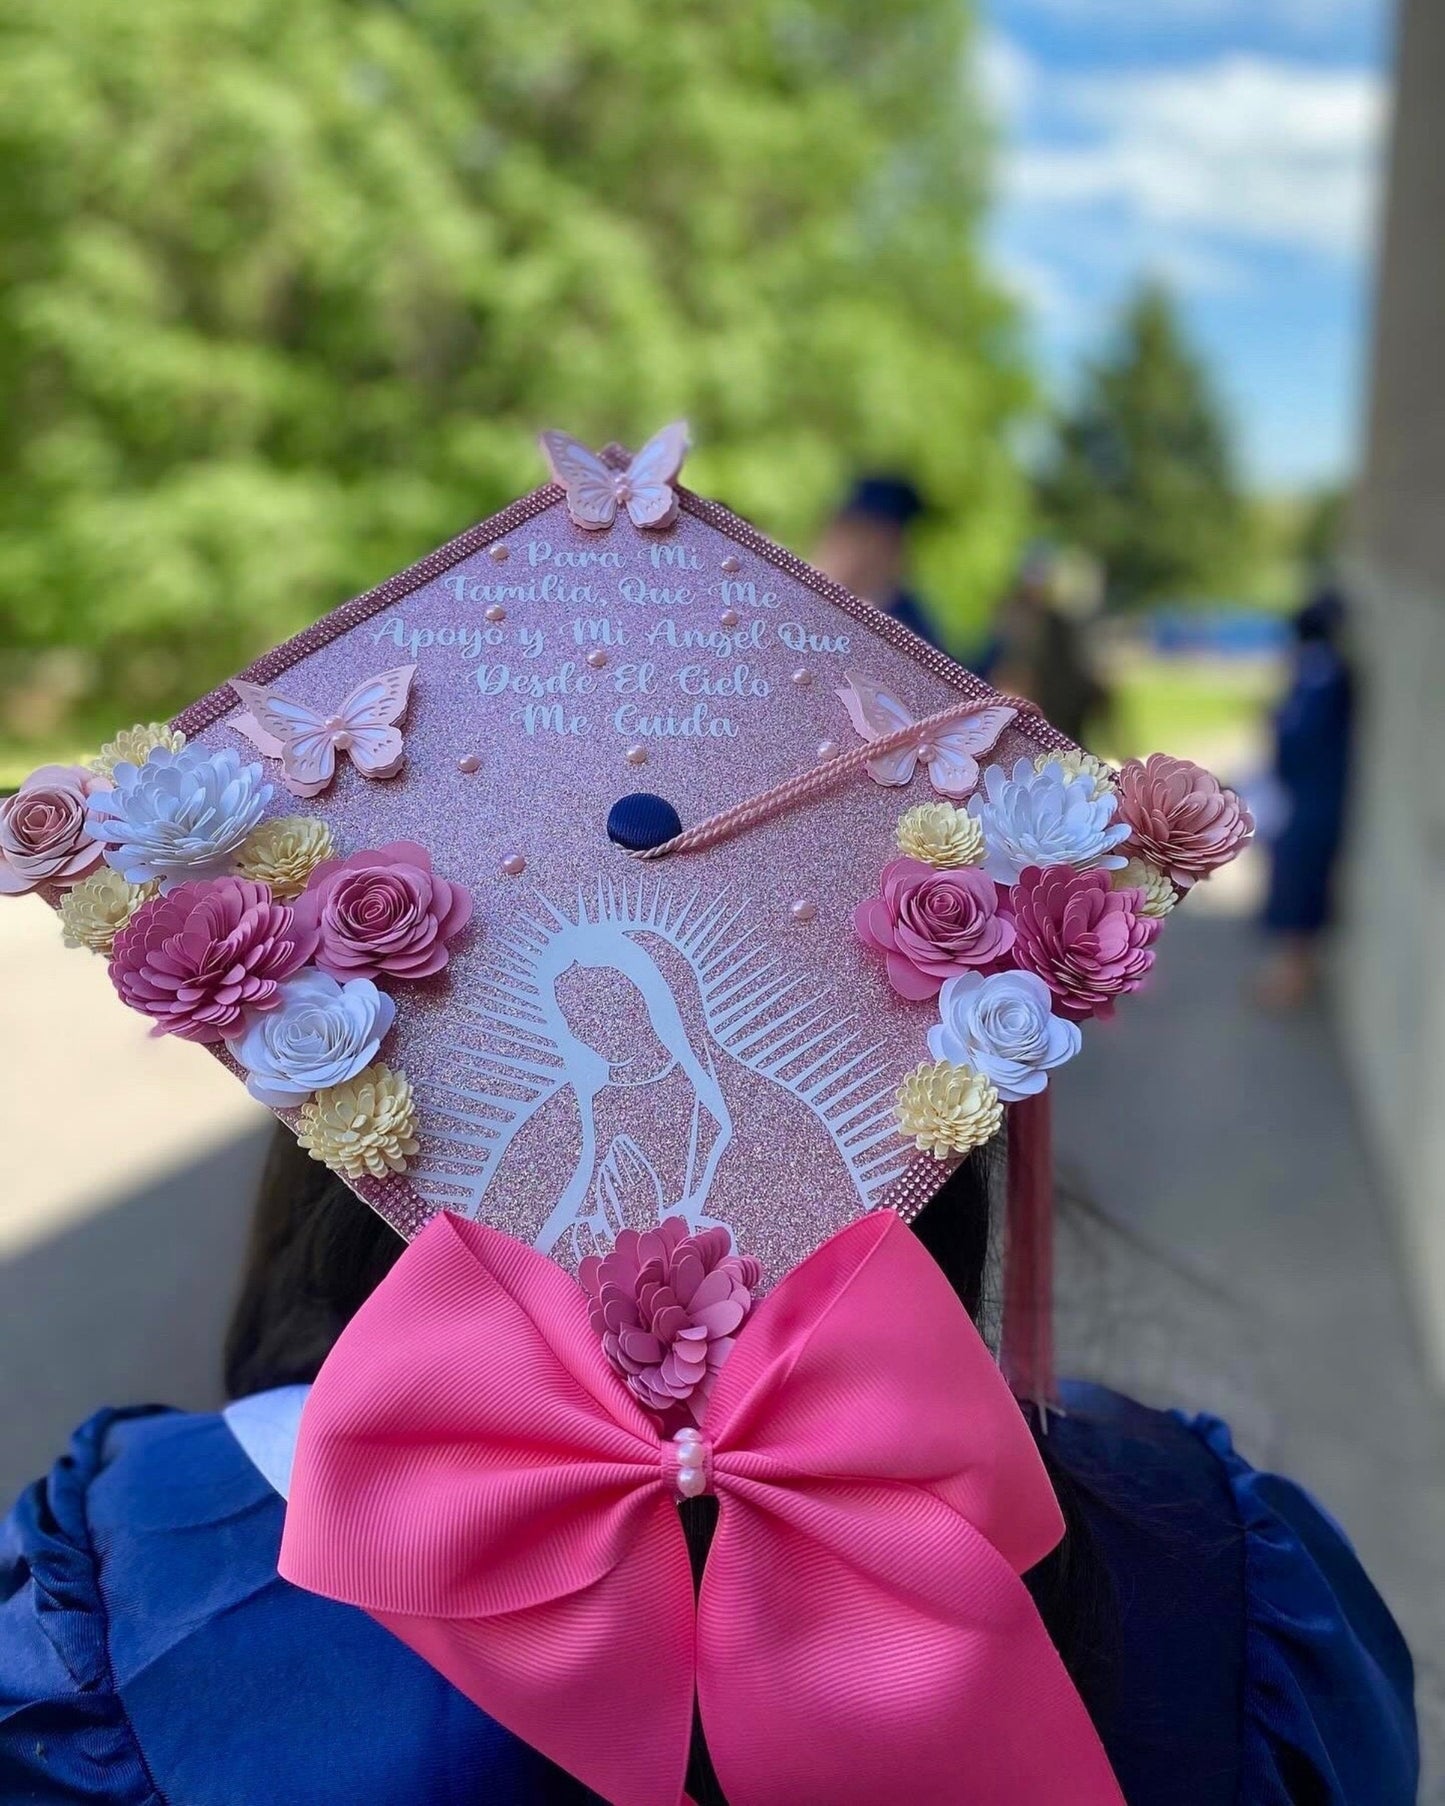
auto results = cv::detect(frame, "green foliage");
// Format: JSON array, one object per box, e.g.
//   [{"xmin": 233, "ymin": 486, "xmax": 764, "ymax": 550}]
[
  {"xmin": 0, "ymin": 0, "xmax": 1029, "ymax": 742},
  {"xmin": 1039, "ymin": 282, "xmax": 1246, "ymax": 609}
]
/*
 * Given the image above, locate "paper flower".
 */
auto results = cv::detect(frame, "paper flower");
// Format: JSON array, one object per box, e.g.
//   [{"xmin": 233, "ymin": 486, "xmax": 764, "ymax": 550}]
[
  {"xmin": 928, "ymin": 970, "xmax": 1081, "ymax": 1102},
  {"xmin": 579, "ymin": 1219, "xmax": 763, "ymax": 1423},
  {"xmin": 294, "ymin": 841, "xmax": 473, "ymax": 982},
  {"xmin": 896, "ymin": 1060, "xmax": 1003, "ymax": 1159},
  {"xmin": 234, "ymin": 815, "xmax": 337, "ymax": 899},
  {"xmin": 967, "ymin": 756, "xmax": 1131, "ymax": 885},
  {"xmin": 0, "ymin": 765, "xmax": 105, "ymax": 895},
  {"xmin": 1034, "ymin": 748, "xmax": 1116, "ymax": 798},
  {"xmin": 855, "ymin": 858, "xmax": 1015, "ymax": 1002},
  {"xmin": 86, "ymin": 745, "xmax": 273, "ymax": 888},
  {"xmin": 1114, "ymin": 752, "xmax": 1254, "ymax": 890},
  {"xmin": 228, "ymin": 968, "xmax": 396, "ymax": 1108},
  {"xmin": 895, "ymin": 802, "xmax": 986, "ymax": 869},
  {"xmin": 1010, "ymin": 865, "xmax": 1160, "ymax": 1020},
  {"xmin": 296, "ymin": 1062, "xmax": 420, "ymax": 1179},
  {"xmin": 57, "ymin": 870, "xmax": 160, "ymax": 954},
  {"xmin": 1113, "ymin": 857, "xmax": 1178, "ymax": 919},
  {"xmin": 109, "ymin": 876, "xmax": 318, "ymax": 1041},
  {"xmin": 89, "ymin": 722, "xmax": 186, "ymax": 780}
]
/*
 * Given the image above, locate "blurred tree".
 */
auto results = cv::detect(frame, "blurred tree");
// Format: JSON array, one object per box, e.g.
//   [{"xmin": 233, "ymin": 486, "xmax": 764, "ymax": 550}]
[
  {"xmin": 0, "ymin": 0, "xmax": 1028, "ymax": 741},
  {"xmin": 1039, "ymin": 282, "xmax": 1245, "ymax": 608}
]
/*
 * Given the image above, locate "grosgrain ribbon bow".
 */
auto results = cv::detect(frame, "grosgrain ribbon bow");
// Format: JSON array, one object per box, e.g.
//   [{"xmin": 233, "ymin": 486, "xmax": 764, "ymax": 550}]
[{"xmin": 280, "ymin": 1211, "xmax": 1125, "ymax": 1806}]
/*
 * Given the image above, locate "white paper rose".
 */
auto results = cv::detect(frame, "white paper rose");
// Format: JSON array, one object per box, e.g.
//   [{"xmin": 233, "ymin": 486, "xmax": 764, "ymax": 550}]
[
  {"xmin": 967, "ymin": 756, "xmax": 1130, "ymax": 885},
  {"xmin": 927, "ymin": 969, "xmax": 1081, "ymax": 1102},
  {"xmin": 228, "ymin": 967, "xmax": 397, "ymax": 1108},
  {"xmin": 86, "ymin": 745, "xmax": 273, "ymax": 889}
]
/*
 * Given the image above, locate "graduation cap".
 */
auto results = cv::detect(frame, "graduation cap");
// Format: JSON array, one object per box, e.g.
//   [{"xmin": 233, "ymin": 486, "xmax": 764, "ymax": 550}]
[{"xmin": 6, "ymin": 422, "xmax": 1252, "ymax": 1402}]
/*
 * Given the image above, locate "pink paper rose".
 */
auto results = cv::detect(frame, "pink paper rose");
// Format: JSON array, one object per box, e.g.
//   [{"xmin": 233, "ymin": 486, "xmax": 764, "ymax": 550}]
[
  {"xmin": 294, "ymin": 841, "xmax": 473, "ymax": 982},
  {"xmin": 1115, "ymin": 753, "xmax": 1254, "ymax": 890},
  {"xmin": 0, "ymin": 765, "xmax": 104, "ymax": 895},
  {"xmin": 1010, "ymin": 865, "xmax": 1159, "ymax": 1021},
  {"xmin": 580, "ymin": 1219, "xmax": 764, "ymax": 1425},
  {"xmin": 109, "ymin": 876, "xmax": 319, "ymax": 1041},
  {"xmin": 855, "ymin": 857, "xmax": 1016, "ymax": 1001}
]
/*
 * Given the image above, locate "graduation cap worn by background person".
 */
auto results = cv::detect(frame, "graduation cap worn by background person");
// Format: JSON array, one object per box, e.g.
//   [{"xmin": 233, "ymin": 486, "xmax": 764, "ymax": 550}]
[{"xmin": 0, "ymin": 424, "xmax": 1253, "ymax": 1806}]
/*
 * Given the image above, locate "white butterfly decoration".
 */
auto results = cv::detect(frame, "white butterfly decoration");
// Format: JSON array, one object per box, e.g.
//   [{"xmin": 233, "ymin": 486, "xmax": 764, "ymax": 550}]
[
  {"xmin": 836, "ymin": 672, "xmax": 1017, "ymax": 800},
  {"xmin": 539, "ymin": 421, "xmax": 690, "ymax": 532},
  {"xmin": 229, "ymin": 665, "xmax": 416, "ymax": 798}
]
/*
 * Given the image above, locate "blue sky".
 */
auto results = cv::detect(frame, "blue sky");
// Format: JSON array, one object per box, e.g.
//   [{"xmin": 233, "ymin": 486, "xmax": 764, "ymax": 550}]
[{"xmin": 980, "ymin": 0, "xmax": 1393, "ymax": 490}]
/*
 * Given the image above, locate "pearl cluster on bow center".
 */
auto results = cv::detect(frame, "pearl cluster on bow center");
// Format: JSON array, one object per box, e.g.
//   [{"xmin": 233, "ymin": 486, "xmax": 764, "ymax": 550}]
[{"xmin": 669, "ymin": 1426, "xmax": 711, "ymax": 1500}]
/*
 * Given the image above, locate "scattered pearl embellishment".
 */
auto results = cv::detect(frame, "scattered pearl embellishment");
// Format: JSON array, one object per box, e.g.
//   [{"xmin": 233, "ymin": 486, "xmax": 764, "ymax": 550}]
[
  {"xmin": 625, "ymin": 744, "xmax": 648, "ymax": 766},
  {"xmin": 456, "ymin": 753, "xmax": 481, "ymax": 773},
  {"xmin": 719, "ymin": 608, "xmax": 740, "ymax": 629},
  {"xmin": 484, "ymin": 604, "xmax": 506, "ymax": 623},
  {"xmin": 816, "ymin": 739, "xmax": 840, "ymax": 761},
  {"xmin": 791, "ymin": 669, "xmax": 813, "ymax": 688},
  {"xmin": 791, "ymin": 899, "xmax": 817, "ymax": 923},
  {"xmin": 501, "ymin": 854, "xmax": 527, "ymax": 877},
  {"xmin": 488, "ymin": 543, "xmax": 509, "ymax": 562},
  {"xmin": 721, "ymin": 555, "xmax": 741, "ymax": 574},
  {"xmin": 586, "ymin": 648, "xmax": 609, "ymax": 669},
  {"xmin": 673, "ymin": 1427, "xmax": 708, "ymax": 1499}
]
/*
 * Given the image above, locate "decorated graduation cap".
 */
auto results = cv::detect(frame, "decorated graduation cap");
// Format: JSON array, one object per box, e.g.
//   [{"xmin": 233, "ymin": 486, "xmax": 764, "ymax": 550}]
[{"xmin": 2, "ymin": 425, "xmax": 1252, "ymax": 1806}]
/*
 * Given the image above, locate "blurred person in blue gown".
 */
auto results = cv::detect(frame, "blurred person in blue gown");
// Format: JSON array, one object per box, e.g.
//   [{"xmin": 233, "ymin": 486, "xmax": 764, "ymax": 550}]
[{"xmin": 815, "ymin": 475, "xmax": 941, "ymax": 648}]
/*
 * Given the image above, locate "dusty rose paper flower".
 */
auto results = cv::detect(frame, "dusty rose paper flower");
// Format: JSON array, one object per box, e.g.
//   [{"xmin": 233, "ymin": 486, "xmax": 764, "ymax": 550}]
[
  {"xmin": 579, "ymin": 1219, "xmax": 764, "ymax": 1424},
  {"xmin": 855, "ymin": 858, "xmax": 1015, "ymax": 1001},
  {"xmin": 1010, "ymin": 864, "xmax": 1160, "ymax": 1021},
  {"xmin": 0, "ymin": 764, "xmax": 104, "ymax": 895},
  {"xmin": 109, "ymin": 876, "xmax": 319, "ymax": 1041},
  {"xmin": 294, "ymin": 841, "xmax": 473, "ymax": 981},
  {"xmin": 1114, "ymin": 753, "xmax": 1254, "ymax": 890}
]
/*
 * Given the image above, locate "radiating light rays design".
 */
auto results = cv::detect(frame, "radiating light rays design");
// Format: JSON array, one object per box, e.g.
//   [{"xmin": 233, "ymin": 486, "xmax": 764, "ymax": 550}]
[{"xmin": 413, "ymin": 875, "xmax": 912, "ymax": 1229}]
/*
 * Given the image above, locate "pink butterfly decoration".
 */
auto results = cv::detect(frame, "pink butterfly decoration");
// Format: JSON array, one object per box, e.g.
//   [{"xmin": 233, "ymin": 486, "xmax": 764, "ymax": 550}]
[
  {"xmin": 229, "ymin": 666, "xmax": 416, "ymax": 798},
  {"xmin": 540, "ymin": 422, "xmax": 689, "ymax": 532},
  {"xmin": 836, "ymin": 672, "xmax": 1016, "ymax": 799}
]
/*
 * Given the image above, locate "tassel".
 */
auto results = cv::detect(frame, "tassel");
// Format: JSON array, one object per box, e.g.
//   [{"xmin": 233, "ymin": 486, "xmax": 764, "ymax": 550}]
[{"xmin": 1002, "ymin": 1090, "xmax": 1055, "ymax": 1411}]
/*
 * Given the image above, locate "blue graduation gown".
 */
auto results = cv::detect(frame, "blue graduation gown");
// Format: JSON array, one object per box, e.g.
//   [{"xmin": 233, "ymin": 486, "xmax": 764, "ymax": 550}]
[{"xmin": 0, "ymin": 1383, "xmax": 1417, "ymax": 1804}]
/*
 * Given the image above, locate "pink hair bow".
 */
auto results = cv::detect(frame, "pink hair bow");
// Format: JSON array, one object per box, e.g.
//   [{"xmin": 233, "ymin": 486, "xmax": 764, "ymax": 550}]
[{"xmin": 280, "ymin": 1211, "xmax": 1125, "ymax": 1806}]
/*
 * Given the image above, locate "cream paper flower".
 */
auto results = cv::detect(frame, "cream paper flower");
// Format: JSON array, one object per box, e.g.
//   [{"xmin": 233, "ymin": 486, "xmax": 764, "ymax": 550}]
[
  {"xmin": 297, "ymin": 1062, "xmax": 420, "ymax": 1179},
  {"xmin": 57, "ymin": 869, "xmax": 160, "ymax": 953},
  {"xmin": 1034, "ymin": 749, "xmax": 1116, "ymax": 799},
  {"xmin": 895, "ymin": 802, "xmax": 986, "ymax": 869},
  {"xmin": 90, "ymin": 723, "xmax": 186, "ymax": 780},
  {"xmin": 1112, "ymin": 857, "xmax": 1178, "ymax": 919},
  {"xmin": 896, "ymin": 1060, "xmax": 1003, "ymax": 1159},
  {"xmin": 234, "ymin": 815, "xmax": 337, "ymax": 898}
]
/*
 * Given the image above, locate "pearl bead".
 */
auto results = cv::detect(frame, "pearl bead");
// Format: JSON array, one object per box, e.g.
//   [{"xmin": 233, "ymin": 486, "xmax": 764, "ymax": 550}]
[
  {"xmin": 721, "ymin": 555, "xmax": 741, "ymax": 574},
  {"xmin": 816, "ymin": 739, "xmax": 840, "ymax": 761},
  {"xmin": 456, "ymin": 753, "xmax": 481, "ymax": 773},
  {"xmin": 676, "ymin": 1466, "xmax": 707, "ymax": 1498},
  {"xmin": 791, "ymin": 899, "xmax": 817, "ymax": 923},
  {"xmin": 484, "ymin": 604, "xmax": 506, "ymax": 623},
  {"xmin": 586, "ymin": 649, "xmax": 608, "ymax": 669},
  {"xmin": 487, "ymin": 543, "xmax": 509, "ymax": 562},
  {"xmin": 676, "ymin": 1442, "xmax": 706, "ymax": 1470},
  {"xmin": 625, "ymin": 744, "xmax": 648, "ymax": 766},
  {"xmin": 791, "ymin": 669, "xmax": 812, "ymax": 688},
  {"xmin": 673, "ymin": 1426, "xmax": 702, "ymax": 1443},
  {"xmin": 719, "ymin": 608, "xmax": 740, "ymax": 628},
  {"xmin": 501, "ymin": 854, "xmax": 526, "ymax": 876}
]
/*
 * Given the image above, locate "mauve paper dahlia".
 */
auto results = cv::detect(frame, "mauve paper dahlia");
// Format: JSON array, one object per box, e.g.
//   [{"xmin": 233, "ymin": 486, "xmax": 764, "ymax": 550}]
[
  {"xmin": 855, "ymin": 858, "xmax": 1015, "ymax": 1001},
  {"xmin": 1010, "ymin": 865, "xmax": 1160, "ymax": 1021},
  {"xmin": 109, "ymin": 876, "xmax": 319, "ymax": 1041},
  {"xmin": 294, "ymin": 841, "xmax": 473, "ymax": 982},
  {"xmin": 1115, "ymin": 753, "xmax": 1254, "ymax": 890},
  {"xmin": 579, "ymin": 1219, "xmax": 763, "ymax": 1424},
  {"xmin": 0, "ymin": 765, "xmax": 105, "ymax": 895}
]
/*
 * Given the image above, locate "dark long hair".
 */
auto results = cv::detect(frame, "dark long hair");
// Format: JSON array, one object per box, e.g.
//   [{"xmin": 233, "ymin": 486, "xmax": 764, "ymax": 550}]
[{"xmin": 225, "ymin": 1130, "xmax": 1117, "ymax": 1802}]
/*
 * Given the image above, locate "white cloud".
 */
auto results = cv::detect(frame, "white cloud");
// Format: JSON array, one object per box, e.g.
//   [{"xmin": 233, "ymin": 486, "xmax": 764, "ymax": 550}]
[{"xmin": 1001, "ymin": 52, "xmax": 1387, "ymax": 261}]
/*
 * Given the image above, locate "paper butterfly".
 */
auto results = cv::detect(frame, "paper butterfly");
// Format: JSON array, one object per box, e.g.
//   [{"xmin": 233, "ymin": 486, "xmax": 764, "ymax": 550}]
[
  {"xmin": 539, "ymin": 421, "xmax": 689, "ymax": 532},
  {"xmin": 229, "ymin": 665, "xmax": 416, "ymax": 798},
  {"xmin": 836, "ymin": 672, "xmax": 1016, "ymax": 799}
]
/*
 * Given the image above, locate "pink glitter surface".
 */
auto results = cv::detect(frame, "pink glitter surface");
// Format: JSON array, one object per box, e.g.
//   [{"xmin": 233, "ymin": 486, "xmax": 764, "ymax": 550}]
[{"xmin": 175, "ymin": 476, "xmax": 1066, "ymax": 1280}]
